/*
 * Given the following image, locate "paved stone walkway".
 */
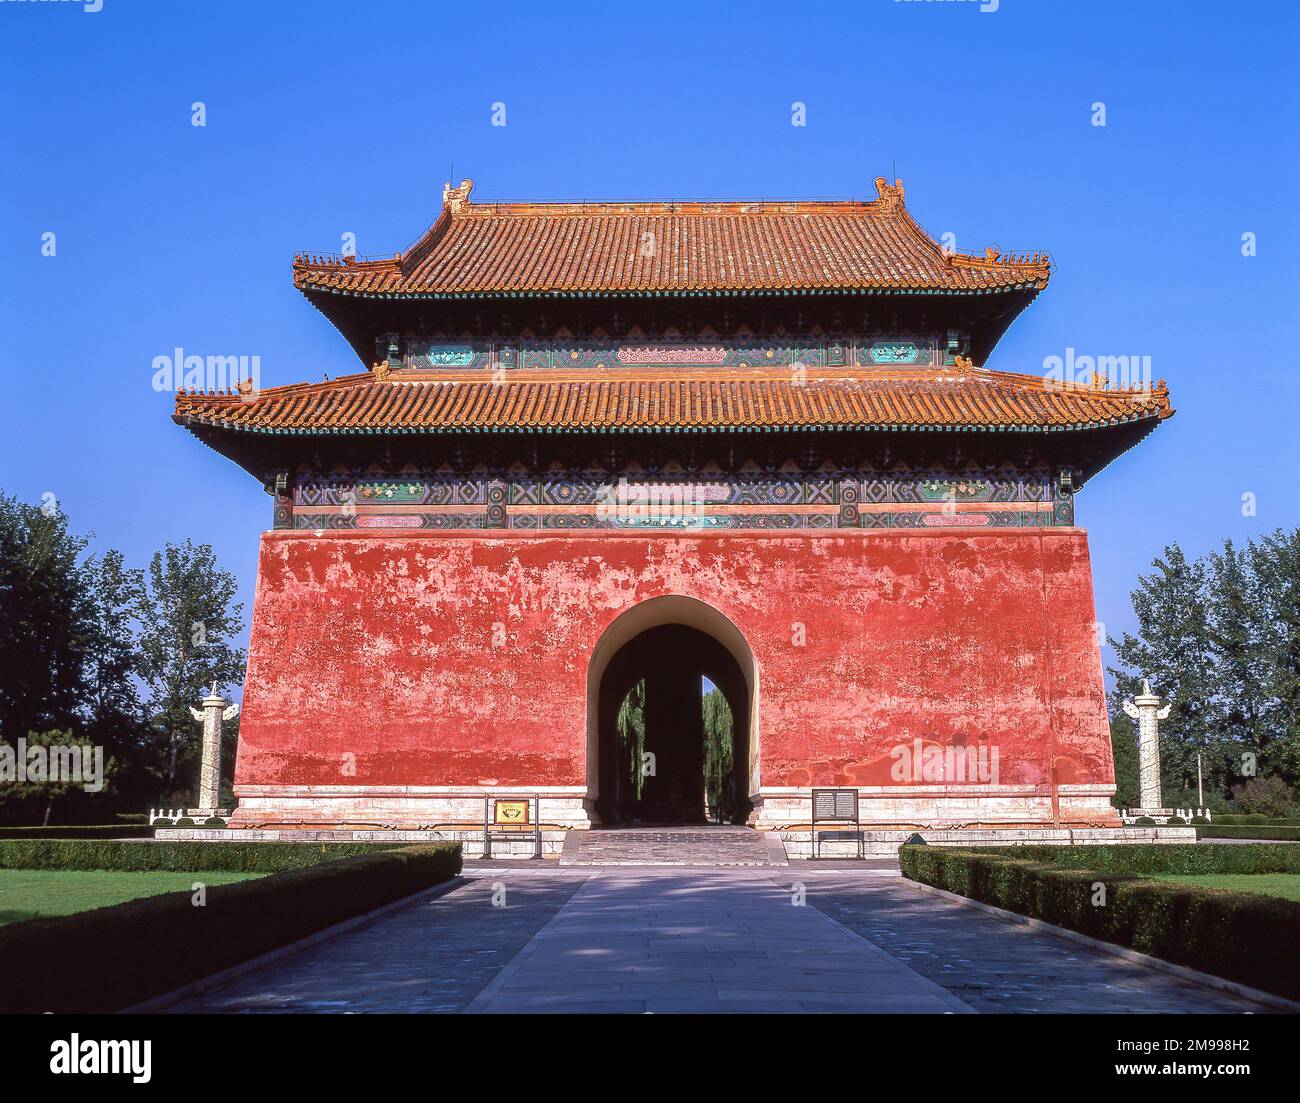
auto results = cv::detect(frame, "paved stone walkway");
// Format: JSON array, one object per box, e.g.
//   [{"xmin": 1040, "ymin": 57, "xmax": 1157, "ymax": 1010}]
[
  {"xmin": 172, "ymin": 866, "xmax": 1270, "ymax": 1014},
  {"xmin": 465, "ymin": 868, "xmax": 967, "ymax": 1012}
]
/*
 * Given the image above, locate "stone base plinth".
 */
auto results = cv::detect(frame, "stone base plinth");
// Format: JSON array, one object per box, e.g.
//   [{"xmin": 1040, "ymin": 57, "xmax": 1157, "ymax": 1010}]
[
  {"xmin": 752, "ymin": 784, "xmax": 1122, "ymax": 831},
  {"xmin": 780, "ymin": 825, "xmax": 1197, "ymax": 860},
  {"xmin": 229, "ymin": 785, "xmax": 592, "ymax": 831},
  {"xmin": 155, "ymin": 825, "xmax": 569, "ymax": 859}
]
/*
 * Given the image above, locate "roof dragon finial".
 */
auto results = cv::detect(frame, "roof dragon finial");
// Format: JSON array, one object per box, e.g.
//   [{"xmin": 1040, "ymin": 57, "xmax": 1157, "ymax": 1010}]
[
  {"xmin": 873, "ymin": 176, "xmax": 905, "ymax": 212},
  {"xmin": 442, "ymin": 178, "xmax": 475, "ymax": 213}
]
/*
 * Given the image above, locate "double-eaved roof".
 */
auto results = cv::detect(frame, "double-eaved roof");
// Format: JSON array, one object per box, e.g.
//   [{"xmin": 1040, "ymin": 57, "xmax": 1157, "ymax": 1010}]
[
  {"xmin": 292, "ymin": 178, "xmax": 1052, "ymax": 298},
  {"xmin": 176, "ymin": 176, "xmax": 1172, "ymax": 478},
  {"xmin": 174, "ymin": 367, "xmax": 1171, "ymax": 436}
]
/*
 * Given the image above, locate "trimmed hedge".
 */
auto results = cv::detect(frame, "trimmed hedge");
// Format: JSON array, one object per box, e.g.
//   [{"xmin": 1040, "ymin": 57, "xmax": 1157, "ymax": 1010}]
[
  {"xmin": 967, "ymin": 843, "xmax": 1300, "ymax": 875},
  {"xmin": 0, "ymin": 842, "xmax": 462, "ymax": 1012},
  {"xmin": 899, "ymin": 845, "xmax": 1300, "ymax": 1001},
  {"xmin": 0, "ymin": 825, "xmax": 155, "ymax": 840},
  {"xmin": 1213, "ymin": 815, "xmax": 1300, "ymax": 826},
  {"xmin": 1195, "ymin": 825, "xmax": 1300, "ymax": 842},
  {"xmin": 0, "ymin": 839, "xmax": 412, "ymax": 872}
]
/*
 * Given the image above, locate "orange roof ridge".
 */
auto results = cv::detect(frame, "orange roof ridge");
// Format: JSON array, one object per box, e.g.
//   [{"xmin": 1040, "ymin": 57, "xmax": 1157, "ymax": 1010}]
[{"xmin": 290, "ymin": 176, "xmax": 1052, "ymax": 297}]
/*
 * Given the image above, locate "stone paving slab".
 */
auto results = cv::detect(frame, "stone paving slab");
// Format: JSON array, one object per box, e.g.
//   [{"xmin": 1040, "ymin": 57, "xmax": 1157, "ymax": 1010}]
[
  {"xmin": 172, "ymin": 872, "xmax": 591, "ymax": 1013},
  {"xmin": 784, "ymin": 870, "xmax": 1267, "ymax": 1014},
  {"xmin": 464, "ymin": 869, "xmax": 972, "ymax": 1014}
]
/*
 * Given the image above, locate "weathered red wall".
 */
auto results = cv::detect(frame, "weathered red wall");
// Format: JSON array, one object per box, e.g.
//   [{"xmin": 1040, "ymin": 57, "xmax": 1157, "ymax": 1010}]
[{"xmin": 234, "ymin": 528, "xmax": 1114, "ymax": 802}]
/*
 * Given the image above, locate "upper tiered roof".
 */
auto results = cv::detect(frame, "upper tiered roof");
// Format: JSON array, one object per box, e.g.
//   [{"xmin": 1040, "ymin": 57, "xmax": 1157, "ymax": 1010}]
[{"xmin": 292, "ymin": 178, "xmax": 1051, "ymax": 299}]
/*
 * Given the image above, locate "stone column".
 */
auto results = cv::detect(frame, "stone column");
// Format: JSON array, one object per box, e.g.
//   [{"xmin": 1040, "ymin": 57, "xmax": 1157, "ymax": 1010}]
[
  {"xmin": 189, "ymin": 683, "xmax": 239, "ymax": 816},
  {"xmin": 1122, "ymin": 679, "xmax": 1172, "ymax": 815}
]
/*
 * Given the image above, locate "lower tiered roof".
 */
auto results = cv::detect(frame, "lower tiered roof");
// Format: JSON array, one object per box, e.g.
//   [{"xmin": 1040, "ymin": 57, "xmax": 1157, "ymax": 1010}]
[{"xmin": 174, "ymin": 366, "xmax": 1171, "ymax": 436}]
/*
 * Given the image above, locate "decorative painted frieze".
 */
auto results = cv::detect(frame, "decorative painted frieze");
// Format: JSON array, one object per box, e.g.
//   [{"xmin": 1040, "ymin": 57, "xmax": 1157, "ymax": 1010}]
[
  {"xmin": 286, "ymin": 469, "xmax": 1069, "ymax": 531},
  {"xmin": 399, "ymin": 334, "xmax": 958, "ymax": 372}
]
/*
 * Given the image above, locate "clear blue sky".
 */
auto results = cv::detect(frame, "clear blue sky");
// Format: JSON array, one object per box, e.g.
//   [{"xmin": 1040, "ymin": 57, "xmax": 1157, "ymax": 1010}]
[{"xmin": 2, "ymin": 0, "xmax": 1297, "ymax": 688}]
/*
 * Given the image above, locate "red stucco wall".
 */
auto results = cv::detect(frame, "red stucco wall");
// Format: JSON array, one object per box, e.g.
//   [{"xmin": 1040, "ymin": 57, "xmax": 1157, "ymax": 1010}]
[{"xmin": 234, "ymin": 528, "xmax": 1114, "ymax": 801}]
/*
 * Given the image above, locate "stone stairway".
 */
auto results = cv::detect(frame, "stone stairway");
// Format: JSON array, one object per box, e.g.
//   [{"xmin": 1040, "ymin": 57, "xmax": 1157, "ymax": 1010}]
[{"xmin": 562, "ymin": 825, "xmax": 787, "ymax": 867}]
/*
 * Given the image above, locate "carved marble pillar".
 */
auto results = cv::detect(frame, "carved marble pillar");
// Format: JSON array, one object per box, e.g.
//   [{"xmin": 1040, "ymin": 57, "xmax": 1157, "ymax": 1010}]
[
  {"xmin": 189, "ymin": 683, "xmax": 239, "ymax": 815},
  {"xmin": 1122, "ymin": 679, "xmax": 1172, "ymax": 814}
]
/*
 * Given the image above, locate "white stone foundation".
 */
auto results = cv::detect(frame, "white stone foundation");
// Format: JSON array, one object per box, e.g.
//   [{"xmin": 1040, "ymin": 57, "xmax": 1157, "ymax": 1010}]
[
  {"xmin": 157, "ymin": 825, "xmax": 567, "ymax": 858},
  {"xmin": 230, "ymin": 784, "xmax": 593, "ymax": 830},
  {"xmin": 751, "ymin": 783, "xmax": 1121, "ymax": 829},
  {"xmin": 781, "ymin": 825, "xmax": 1197, "ymax": 860}
]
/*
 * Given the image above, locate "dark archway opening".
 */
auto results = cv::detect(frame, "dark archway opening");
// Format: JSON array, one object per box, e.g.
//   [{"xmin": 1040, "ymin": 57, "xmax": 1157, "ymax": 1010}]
[{"xmin": 596, "ymin": 624, "xmax": 751, "ymax": 825}]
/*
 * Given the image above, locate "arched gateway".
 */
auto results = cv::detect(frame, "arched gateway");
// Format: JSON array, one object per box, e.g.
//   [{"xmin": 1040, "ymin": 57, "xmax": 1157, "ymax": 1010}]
[
  {"xmin": 586, "ymin": 597, "xmax": 757, "ymax": 826},
  {"xmin": 177, "ymin": 176, "xmax": 1170, "ymax": 834}
]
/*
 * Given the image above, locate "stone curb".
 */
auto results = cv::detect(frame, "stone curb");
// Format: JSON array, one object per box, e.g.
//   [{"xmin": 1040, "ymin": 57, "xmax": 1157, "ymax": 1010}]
[
  {"xmin": 122, "ymin": 876, "xmax": 467, "ymax": 1013},
  {"xmin": 903, "ymin": 878, "xmax": 1300, "ymax": 1013}
]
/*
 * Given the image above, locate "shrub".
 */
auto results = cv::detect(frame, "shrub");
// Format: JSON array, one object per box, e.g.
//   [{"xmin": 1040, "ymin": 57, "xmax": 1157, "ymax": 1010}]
[
  {"xmin": 964, "ymin": 843, "xmax": 1300, "ymax": 875},
  {"xmin": 0, "ymin": 839, "xmax": 413, "ymax": 872},
  {"xmin": 1191, "ymin": 816, "xmax": 1211, "ymax": 825},
  {"xmin": 0, "ymin": 842, "xmax": 462, "ymax": 1012},
  {"xmin": 202, "ymin": 818, "xmax": 227, "ymax": 828},
  {"xmin": 174, "ymin": 818, "xmax": 196, "ymax": 827},
  {"xmin": 1134, "ymin": 816, "xmax": 1156, "ymax": 826},
  {"xmin": 1232, "ymin": 777, "xmax": 1296, "ymax": 817},
  {"xmin": 0, "ymin": 826, "xmax": 155, "ymax": 840},
  {"xmin": 1165, "ymin": 816, "xmax": 1186, "ymax": 825},
  {"xmin": 1195, "ymin": 825, "xmax": 1300, "ymax": 842},
  {"xmin": 899, "ymin": 845, "xmax": 1300, "ymax": 1001}
]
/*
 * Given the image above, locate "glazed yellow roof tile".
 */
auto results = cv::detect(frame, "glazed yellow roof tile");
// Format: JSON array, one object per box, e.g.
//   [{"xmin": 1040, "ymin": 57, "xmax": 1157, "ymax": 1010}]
[
  {"xmin": 173, "ymin": 368, "xmax": 1173, "ymax": 435},
  {"xmin": 292, "ymin": 178, "xmax": 1052, "ymax": 298}
]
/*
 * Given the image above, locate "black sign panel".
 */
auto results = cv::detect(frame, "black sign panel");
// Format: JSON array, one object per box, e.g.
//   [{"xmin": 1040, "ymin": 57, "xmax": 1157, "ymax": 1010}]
[{"xmin": 811, "ymin": 788, "xmax": 858, "ymax": 822}]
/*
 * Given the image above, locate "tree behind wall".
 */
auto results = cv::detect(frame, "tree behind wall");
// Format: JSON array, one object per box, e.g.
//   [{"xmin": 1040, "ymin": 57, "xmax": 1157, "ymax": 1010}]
[
  {"xmin": 702, "ymin": 687, "xmax": 735, "ymax": 823},
  {"xmin": 0, "ymin": 494, "xmax": 91, "ymax": 742},
  {"xmin": 1108, "ymin": 529, "xmax": 1300, "ymax": 808},
  {"xmin": 135, "ymin": 541, "xmax": 245, "ymax": 795}
]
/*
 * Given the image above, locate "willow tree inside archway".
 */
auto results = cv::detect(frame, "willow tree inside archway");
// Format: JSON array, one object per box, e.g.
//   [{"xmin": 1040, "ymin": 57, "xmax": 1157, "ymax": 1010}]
[{"xmin": 616, "ymin": 676, "xmax": 735, "ymax": 822}]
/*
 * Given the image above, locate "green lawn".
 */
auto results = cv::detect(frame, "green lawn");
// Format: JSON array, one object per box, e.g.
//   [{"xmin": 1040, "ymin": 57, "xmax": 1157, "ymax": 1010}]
[
  {"xmin": 1153, "ymin": 872, "xmax": 1300, "ymax": 902},
  {"xmin": 0, "ymin": 868, "xmax": 265, "ymax": 925}
]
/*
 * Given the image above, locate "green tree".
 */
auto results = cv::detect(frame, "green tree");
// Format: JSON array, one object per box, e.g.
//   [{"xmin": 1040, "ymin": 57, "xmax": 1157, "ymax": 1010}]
[
  {"xmin": 1108, "ymin": 710, "xmax": 1140, "ymax": 809},
  {"xmin": 1108, "ymin": 543, "xmax": 1217, "ymax": 802},
  {"xmin": 80, "ymin": 550, "xmax": 146, "ymax": 745},
  {"xmin": 616, "ymin": 679, "xmax": 646, "ymax": 800},
  {"xmin": 1110, "ymin": 530, "xmax": 1300, "ymax": 808},
  {"xmin": 1250, "ymin": 530, "xmax": 1300, "ymax": 781},
  {"xmin": 135, "ymin": 541, "xmax": 245, "ymax": 793},
  {"xmin": 0, "ymin": 494, "xmax": 91, "ymax": 742},
  {"xmin": 702, "ymin": 686, "xmax": 735, "ymax": 822},
  {"xmin": 0, "ymin": 730, "xmax": 115, "ymax": 826}
]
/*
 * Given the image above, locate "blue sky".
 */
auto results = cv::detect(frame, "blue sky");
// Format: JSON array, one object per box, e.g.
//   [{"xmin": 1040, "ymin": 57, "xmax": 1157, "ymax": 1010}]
[{"xmin": 1, "ymin": 0, "xmax": 1297, "ymax": 685}]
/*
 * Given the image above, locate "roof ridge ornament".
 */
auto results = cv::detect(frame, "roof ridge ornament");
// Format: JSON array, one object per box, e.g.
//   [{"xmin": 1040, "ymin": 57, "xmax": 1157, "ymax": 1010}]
[
  {"xmin": 442, "ymin": 178, "xmax": 475, "ymax": 213},
  {"xmin": 873, "ymin": 176, "xmax": 905, "ymax": 212}
]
